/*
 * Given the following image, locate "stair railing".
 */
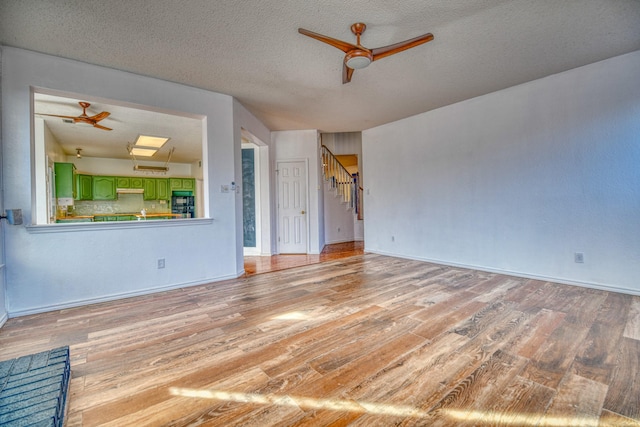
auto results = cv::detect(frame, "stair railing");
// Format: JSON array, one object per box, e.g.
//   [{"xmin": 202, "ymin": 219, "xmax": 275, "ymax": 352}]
[{"xmin": 321, "ymin": 145, "xmax": 363, "ymax": 219}]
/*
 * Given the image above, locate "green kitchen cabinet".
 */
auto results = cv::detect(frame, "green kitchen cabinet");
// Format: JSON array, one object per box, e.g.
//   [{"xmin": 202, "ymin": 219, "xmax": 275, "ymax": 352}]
[
  {"xmin": 144, "ymin": 178, "xmax": 170, "ymax": 200},
  {"xmin": 56, "ymin": 217, "xmax": 92, "ymax": 223},
  {"xmin": 156, "ymin": 178, "xmax": 170, "ymax": 200},
  {"xmin": 130, "ymin": 177, "xmax": 144, "ymax": 189},
  {"xmin": 116, "ymin": 176, "xmax": 143, "ymax": 189},
  {"xmin": 93, "ymin": 176, "xmax": 117, "ymax": 200},
  {"xmin": 143, "ymin": 178, "xmax": 156, "ymax": 200},
  {"xmin": 116, "ymin": 177, "xmax": 131, "ymax": 188},
  {"xmin": 54, "ymin": 162, "xmax": 76, "ymax": 204},
  {"xmin": 170, "ymin": 178, "xmax": 195, "ymax": 192},
  {"xmin": 76, "ymin": 174, "xmax": 93, "ymax": 200}
]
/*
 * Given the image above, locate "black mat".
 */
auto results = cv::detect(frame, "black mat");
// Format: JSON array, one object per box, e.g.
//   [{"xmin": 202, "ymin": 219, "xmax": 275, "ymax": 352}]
[{"xmin": 0, "ymin": 347, "xmax": 71, "ymax": 427}]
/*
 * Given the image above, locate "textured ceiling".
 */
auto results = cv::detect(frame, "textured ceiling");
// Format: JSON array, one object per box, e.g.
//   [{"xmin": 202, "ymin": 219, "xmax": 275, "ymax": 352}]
[{"xmin": 2, "ymin": 0, "xmax": 640, "ymax": 133}]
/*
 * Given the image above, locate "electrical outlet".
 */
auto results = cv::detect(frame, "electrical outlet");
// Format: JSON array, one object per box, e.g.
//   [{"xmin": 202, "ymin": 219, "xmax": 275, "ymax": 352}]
[
  {"xmin": 157, "ymin": 258, "xmax": 165, "ymax": 269},
  {"xmin": 574, "ymin": 252, "xmax": 584, "ymax": 263}
]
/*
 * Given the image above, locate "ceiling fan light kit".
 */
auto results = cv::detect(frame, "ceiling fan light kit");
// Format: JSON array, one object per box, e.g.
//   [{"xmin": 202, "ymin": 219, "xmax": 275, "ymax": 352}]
[
  {"xmin": 345, "ymin": 51, "xmax": 372, "ymax": 69},
  {"xmin": 298, "ymin": 22, "xmax": 434, "ymax": 83}
]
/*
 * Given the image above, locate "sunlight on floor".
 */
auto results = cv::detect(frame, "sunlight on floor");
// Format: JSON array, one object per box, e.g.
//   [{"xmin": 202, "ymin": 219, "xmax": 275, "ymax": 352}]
[
  {"xmin": 442, "ymin": 408, "xmax": 600, "ymax": 426},
  {"xmin": 169, "ymin": 387, "xmax": 429, "ymax": 418},
  {"xmin": 271, "ymin": 311, "xmax": 312, "ymax": 321},
  {"xmin": 169, "ymin": 388, "xmax": 605, "ymax": 425}
]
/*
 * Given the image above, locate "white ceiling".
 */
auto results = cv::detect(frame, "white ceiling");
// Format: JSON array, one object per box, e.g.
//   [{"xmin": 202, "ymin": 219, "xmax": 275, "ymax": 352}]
[{"xmin": 2, "ymin": 0, "xmax": 640, "ymax": 137}]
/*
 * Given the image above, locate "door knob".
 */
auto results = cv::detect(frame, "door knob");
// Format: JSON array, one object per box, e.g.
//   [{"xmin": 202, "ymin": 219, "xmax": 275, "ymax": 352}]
[{"xmin": 301, "ymin": 210, "xmax": 306, "ymax": 214}]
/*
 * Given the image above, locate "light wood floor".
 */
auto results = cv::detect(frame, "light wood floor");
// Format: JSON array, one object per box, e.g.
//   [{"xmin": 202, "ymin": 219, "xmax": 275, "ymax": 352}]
[
  {"xmin": 244, "ymin": 241, "xmax": 364, "ymax": 276},
  {"xmin": 1, "ymin": 253, "xmax": 639, "ymax": 426}
]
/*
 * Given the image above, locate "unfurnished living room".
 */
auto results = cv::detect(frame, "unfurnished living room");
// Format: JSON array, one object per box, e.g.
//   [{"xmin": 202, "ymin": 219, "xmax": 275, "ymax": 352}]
[{"xmin": 0, "ymin": 1, "xmax": 639, "ymax": 426}]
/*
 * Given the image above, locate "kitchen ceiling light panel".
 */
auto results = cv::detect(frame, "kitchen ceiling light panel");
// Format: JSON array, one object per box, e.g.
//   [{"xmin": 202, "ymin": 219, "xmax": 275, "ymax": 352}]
[
  {"xmin": 135, "ymin": 135, "xmax": 170, "ymax": 148},
  {"xmin": 130, "ymin": 147, "xmax": 157, "ymax": 157}
]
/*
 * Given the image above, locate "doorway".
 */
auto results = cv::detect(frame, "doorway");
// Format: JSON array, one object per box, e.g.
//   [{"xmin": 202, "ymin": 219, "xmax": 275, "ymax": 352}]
[{"xmin": 241, "ymin": 129, "xmax": 271, "ymax": 257}]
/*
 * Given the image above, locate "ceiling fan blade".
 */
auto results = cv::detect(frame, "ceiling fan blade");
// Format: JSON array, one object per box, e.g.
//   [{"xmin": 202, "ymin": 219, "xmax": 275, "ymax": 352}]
[
  {"xmin": 342, "ymin": 63, "xmax": 354, "ymax": 84},
  {"xmin": 74, "ymin": 117, "xmax": 94, "ymax": 124},
  {"xmin": 371, "ymin": 33, "xmax": 434, "ymax": 61},
  {"xmin": 93, "ymin": 123, "xmax": 112, "ymax": 131},
  {"xmin": 37, "ymin": 113, "xmax": 80, "ymax": 120},
  {"xmin": 89, "ymin": 111, "xmax": 111, "ymax": 122},
  {"xmin": 298, "ymin": 28, "xmax": 358, "ymax": 53}
]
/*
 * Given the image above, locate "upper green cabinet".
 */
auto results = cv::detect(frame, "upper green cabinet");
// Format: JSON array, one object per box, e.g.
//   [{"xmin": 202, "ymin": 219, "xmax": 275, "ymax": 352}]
[
  {"xmin": 143, "ymin": 178, "xmax": 156, "ymax": 200},
  {"xmin": 143, "ymin": 178, "xmax": 170, "ymax": 200},
  {"xmin": 76, "ymin": 174, "xmax": 93, "ymax": 200},
  {"xmin": 54, "ymin": 162, "xmax": 76, "ymax": 204},
  {"xmin": 62, "ymin": 173, "xmax": 192, "ymax": 202},
  {"xmin": 93, "ymin": 176, "xmax": 117, "ymax": 200},
  {"xmin": 116, "ymin": 177, "xmax": 131, "ymax": 188},
  {"xmin": 130, "ymin": 177, "xmax": 144, "ymax": 189},
  {"xmin": 170, "ymin": 178, "xmax": 195, "ymax": 192},
  {"xmin": 156, "ymin": 178, "xmax": 170, "ymax": 200},
  {"xmin": 115, "ymin": 176, "xmax": 143, "ymax": 189}
]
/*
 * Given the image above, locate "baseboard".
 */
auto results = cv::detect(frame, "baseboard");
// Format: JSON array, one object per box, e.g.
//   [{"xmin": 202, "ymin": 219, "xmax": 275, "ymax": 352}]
[
  {"xmin": 0, "ymin": 312, "xmax": 7, "ymax": 329},
  {"xmin": 8, "ymin": 273, "xmax": 239, "ymax": 318},
  {"xmin": 366, "ymin": 249, "xmax": 640, "ymax": 297}
]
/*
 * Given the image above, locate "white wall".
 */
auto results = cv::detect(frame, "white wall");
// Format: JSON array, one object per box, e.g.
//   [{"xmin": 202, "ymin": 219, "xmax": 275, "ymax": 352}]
[
  {"xmin": 272, "ymin": 130, "xmax": 324, "ymax": 254},
  {"xmin": 323, "ymin": 181, "xmax": 355, "ymax": 244},
  {"xmin": 234, "ymin": 101, "xmax": 274, "ymax": 258},
  {"xmin": 363, "ymin": 50, "xmax": 640, "ymax": 295},
  {"xmin": 0, "ymin": 48, "xmax": 6, "ymax": 327},
  {"xmin": 1, "ymin": 47, "xmax": 269, "ymax": 316}
]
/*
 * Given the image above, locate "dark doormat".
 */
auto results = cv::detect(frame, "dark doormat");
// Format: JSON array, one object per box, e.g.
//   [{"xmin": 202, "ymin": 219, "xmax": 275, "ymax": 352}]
[{"xmin": 0, "ymin": 346, "xmax": 71, "ymax": 426}]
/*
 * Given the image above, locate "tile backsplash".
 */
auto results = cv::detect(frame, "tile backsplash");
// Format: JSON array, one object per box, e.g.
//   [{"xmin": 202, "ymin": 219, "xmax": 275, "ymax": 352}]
[{"xmin": 72, "ymin": 194, "xmax": 170, "ymax": 215}]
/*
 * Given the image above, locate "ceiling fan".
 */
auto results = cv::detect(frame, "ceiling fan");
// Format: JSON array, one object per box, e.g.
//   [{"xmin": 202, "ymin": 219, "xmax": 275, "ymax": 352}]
[
  {"xmin": 298, "ymin": 23, "xmax": 434, "ymax": 84},
  {"xmin": 38, "ymin": 101, "xmax": 112, "ymax": 130}
]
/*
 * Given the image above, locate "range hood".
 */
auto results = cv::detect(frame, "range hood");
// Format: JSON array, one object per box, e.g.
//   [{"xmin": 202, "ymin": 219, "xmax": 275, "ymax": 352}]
[{"xmin": 116, "ymin": 188, "xmax": 144, "ymax": 194}]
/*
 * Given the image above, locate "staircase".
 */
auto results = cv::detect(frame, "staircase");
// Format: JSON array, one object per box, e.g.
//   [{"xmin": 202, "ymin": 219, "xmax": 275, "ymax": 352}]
[{"xmin": 321, "ymin": 145, "xmax": 363, "ymax": 220}]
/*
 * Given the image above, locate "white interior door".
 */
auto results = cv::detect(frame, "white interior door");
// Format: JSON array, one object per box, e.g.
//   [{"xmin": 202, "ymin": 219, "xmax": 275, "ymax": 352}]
[{"xmin": 278, "ymin": 160, "xmax": 308, "ymax": 254}]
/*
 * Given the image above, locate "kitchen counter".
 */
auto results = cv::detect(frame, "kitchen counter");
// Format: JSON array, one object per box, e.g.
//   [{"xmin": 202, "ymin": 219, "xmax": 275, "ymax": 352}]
[
  {"xmin": 55, "ymin": 216, "xmax": 93, "ymax": 223},
  {"xmin": 134, "ymin": 213, "xmax": 183, "ymax": 220},
  {"xmin": 57, "ymin": 213, "xmax": 183, "ymax": 222}
]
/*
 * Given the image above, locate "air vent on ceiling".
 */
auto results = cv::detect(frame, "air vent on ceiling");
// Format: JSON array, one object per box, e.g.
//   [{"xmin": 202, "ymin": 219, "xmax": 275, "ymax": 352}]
[{"xmin": 62, "ymin": 119, "xmax": 74, "ymax": 124}]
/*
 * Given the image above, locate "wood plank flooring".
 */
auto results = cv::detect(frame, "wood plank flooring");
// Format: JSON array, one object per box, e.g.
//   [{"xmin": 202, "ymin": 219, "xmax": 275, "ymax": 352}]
[
  {"xmin": 1, "ymin": 252, "xmax": 639, "ymax": 426},
  {"xmin": 243, "ymin": 241, "xmax": 364, "ymax": 276}
]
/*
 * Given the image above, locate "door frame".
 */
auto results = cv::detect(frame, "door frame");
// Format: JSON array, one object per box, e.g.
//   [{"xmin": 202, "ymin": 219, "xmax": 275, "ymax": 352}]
[{"xmin": 276, "ymin": 158, "xmax": 309, "ymax": 254}]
